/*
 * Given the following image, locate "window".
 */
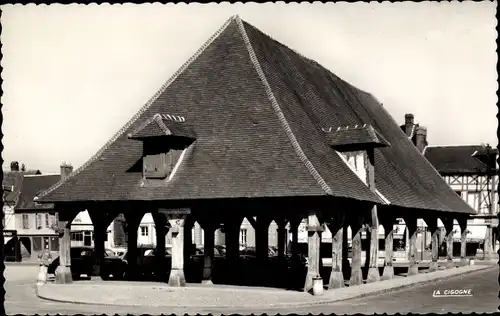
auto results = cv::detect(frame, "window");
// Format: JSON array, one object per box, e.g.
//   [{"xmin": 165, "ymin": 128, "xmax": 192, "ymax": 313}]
[
  {"xmin": 33, "ymin": 236, "xmax": 42, "ymax": 251},
  {"xmin": 240, "ymin": 228, "xmax": 247, "ymax": 246},
  {"xmin": 45, "ymin": 214, "xmax": 50, "ymax": 228},
  {"xmin": 83, "ymin": 231, "xmax": 92, "ymax": 246},
  {"xmin": 22, "ymin": 214, "xmax": 29, "ymax": 229},
  {"xmin": 467, "ymin": 191, "xmax": 480, "ymax": 212},
  {"xmin": 71, "ymin": 231, "xmax": 83, "ymax": 241},
  {"xmin": 43, "ymin": 237, "xmax": 49, "ymax": 250},
  {"xmin": 51, "ymin": 214, "xmax": 57, "ymax": 227},
  {"xmin": 140, "ymin": 226, "xmax": 149, "ymax": 237},
  {"xmin": 36, "ymin": 214, "xmax": 42, "ymax": 230},
  {"xmin": 50, "ymin": 237, "xmax": 59, "ymax": 251}
]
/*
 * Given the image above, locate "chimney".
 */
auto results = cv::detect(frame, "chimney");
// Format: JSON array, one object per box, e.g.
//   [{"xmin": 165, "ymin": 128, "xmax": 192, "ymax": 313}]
[
  {"xmin": 415, "ymin": 126, "xmax": 428, "ymax": 154},
  {"xmin": 404, "ymin": 114, "xmax": 415, "ymax": 137},
  {"xmin": 10, "ymin": 161, "xmax": 20, "ymax": 172},
  {"xmin": 60, "ymin": 162, "xmax": 73, "ymax": 181}
]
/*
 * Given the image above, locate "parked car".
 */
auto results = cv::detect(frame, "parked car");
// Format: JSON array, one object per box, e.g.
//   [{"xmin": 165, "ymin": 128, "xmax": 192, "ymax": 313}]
[
  {"xmin": 110, "ymin": 247, "xmax": 127, "ymax": 257},
  {"xmin": 240, "ymin": 246, "xmax": 278, "ymax": 258},
  {"xmin": 47, "ymin": 246, "xmax": 127, "ymax": 280}
]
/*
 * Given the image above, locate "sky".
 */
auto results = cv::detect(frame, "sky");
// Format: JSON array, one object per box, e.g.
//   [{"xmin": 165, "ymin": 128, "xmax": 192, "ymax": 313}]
[{"xmin": 1, "ymin": 2, "xmax": 497, "ymax": 174}]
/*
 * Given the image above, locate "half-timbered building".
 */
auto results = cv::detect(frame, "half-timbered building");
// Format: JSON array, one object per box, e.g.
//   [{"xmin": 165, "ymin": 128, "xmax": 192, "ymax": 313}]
[{"xmin": 424, "ymin": 144, "xmax": 498, "ymax": 258}]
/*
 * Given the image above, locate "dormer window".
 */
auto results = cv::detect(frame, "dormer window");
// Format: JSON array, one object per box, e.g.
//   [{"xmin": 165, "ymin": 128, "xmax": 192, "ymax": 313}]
[
  {"xmin": 128, "ymin": 113, "xmax": 196, "ymax": 181},
  {"xmin": 323, "ymin": 124, "xmax": 390, "ymax": 152}
]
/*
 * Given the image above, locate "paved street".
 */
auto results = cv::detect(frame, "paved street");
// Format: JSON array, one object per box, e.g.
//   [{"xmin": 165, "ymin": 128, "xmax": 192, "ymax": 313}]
[{"xmin": 4, "ymin": 264, "xmax": 499, "ymax": 315}]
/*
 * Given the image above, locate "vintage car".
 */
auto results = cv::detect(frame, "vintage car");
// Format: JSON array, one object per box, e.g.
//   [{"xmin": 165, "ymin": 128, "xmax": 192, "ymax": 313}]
[{"xmin": 47, "ymin": 246, "xmax": 127, "ymax": 280}]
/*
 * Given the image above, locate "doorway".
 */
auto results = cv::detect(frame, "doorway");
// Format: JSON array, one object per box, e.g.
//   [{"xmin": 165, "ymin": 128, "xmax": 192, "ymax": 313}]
[{"xmin": 83, "ymin": 231, "xmax": 92, "ymax": 246}]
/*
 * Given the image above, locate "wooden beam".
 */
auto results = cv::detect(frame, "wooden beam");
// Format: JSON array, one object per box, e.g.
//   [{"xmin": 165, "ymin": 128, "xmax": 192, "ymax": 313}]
[
  {"xmin": 403, "ymin": 215, "xmax": 418, "ymax": 276},
  {"xmin": 349, "ymin": 215, "xmax": 364, "ymax": 286},
  {"xmin": 380, "ymin": 215, "xmax": 398, "ymax": 280},
  {"xmin": 326, "ymin": 211, "xmax": 345, "ymax": 289},
  {"xmin": 168, "ymin": 215, "xmax": 188, "ymax": 287},
  {"xmin": 423, "ymin": 216, "xmax": 439, "ymax": 272},
  {"xmin": 304, "ymin": 211, "xmax": 322, "ymax": 293},
  {"xmin": 441, "ymin": 217, "xmax": 455, "ymax": 269},
  {"xmin": 54, "ymin": 205, "xmax": 81, "ymax": 284}
]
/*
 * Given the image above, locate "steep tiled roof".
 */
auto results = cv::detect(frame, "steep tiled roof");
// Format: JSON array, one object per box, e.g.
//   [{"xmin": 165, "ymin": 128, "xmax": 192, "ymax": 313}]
[
  {"xmin": 15, "ymin": 174, "xmax": 60, "ymax": 211},
  {"xmin": 2, "ymin": 170, "xmax": 42, "ymax": 205},
  {"xmin": 424, "ymin": 145, "xmax": 495, "ymax": 175},
  {"xmin": 325, "ymin": 124, "xmax": 390, "ymax": 152},
  {"xmin": 38, "ymin": 16, "xmax": 473, "ymax": 215}
]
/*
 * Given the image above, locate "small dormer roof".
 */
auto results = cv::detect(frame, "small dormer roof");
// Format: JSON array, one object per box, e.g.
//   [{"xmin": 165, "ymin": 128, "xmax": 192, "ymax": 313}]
[
  {"xmin": 128, "ymin": 113, "xmax": 196, "ymax": 140},
  {"xmin": 324, "ymin": 124, "xmax": 390, "ymax": 152}
]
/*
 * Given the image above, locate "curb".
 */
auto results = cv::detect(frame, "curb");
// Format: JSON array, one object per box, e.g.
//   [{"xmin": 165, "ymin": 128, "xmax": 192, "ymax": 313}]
[
  {"xmin": 36, "ymin": 265, "xmax": 495, "ymax": 310},
  {"xmin": 5, "ymin": 262, "xmax": 41, "ymax": 266}
]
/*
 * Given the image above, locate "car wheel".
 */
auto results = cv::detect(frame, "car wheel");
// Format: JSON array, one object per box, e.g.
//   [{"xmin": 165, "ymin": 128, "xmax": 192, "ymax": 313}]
[
  {"xmin": 114, "ymin": 269, "xmax": 125, "ymax": 280},
  {"xmin": 100, "ymin": 270, "xmax": 110, "ymax": 280}
]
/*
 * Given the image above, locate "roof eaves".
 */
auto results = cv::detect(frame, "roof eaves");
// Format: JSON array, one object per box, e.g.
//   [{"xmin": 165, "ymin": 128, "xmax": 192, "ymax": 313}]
[
  {"xmin": 235, "ymin": 16, "xmax": 335, "ymax": 197},
  {"xmin": 37, "ymin": 16, "xmax": 237, "ymax": 202}
]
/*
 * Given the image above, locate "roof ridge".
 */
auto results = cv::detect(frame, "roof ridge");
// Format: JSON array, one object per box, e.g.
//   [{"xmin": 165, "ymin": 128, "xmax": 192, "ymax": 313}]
[
  {"xmin": 23, "ymin": 174, "xmax": 59, "ymax": 178},
  {"xmin": 235, "ymin": 17, "xmax": 334, "ymax": 196},
  {"xmin": 38, "ymin": 16, "xmax": 236, "ymax": 200}
]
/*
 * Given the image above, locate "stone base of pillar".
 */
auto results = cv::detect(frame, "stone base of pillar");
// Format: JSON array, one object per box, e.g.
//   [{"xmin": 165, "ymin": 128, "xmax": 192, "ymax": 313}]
[
  {"xmin": 446, "ymin": 259, "xmax": 455, "ymax": 269},
  {"xmin": 328, "ymin": 271, "xmax": 344, "ymax": 289},
  {"xmin": 304, "ymin": 272, "xmax": 318, "ymax": 293},
  {"xmin": 428, "ymin": 261, "xmax": 438, "ymax": 272},
  {"xmin": 349, "ymin": 268, "xmax": 363, "ymax": 286},
  {"xmin": 366, "ymin": 267, "xmax": 380, "ymax": 283},
  {"xmin": 55, "ymin": 265, "xmax": 73, "ymax": 284},
  {"xmin": 168, "ymin": 269, "xmax": 186, "ymax": 287},
  {"xmin": 201, "ymin": 279, "xmax": 213, "ymax": 285},
  {"xmin": 381, "ymin": 265, "xmax": 394, "ymax": 281},
  {"xmin": 459, "ymin": 258, "xmax": 468, "ymax": 267},
  {"xmin": 407, "ymin": 264, "xmax": 419, "ymax": 276},
  {"xmin": 37, "ymin": 265, "xmax": 48, "ymax": 285}
]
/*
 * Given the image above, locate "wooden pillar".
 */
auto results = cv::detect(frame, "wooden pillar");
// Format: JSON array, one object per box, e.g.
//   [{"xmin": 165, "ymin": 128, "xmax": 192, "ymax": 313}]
[
  {"xmin": 255, "ymin": 216, "xmax": 272, "ymax": 262},
  {"xmin": 201, "ymin": 220, "xmax": 216, "ymax": 284},
  {"xmin": 304, "ymin": 211, "xmax": 323, "ymax": 293},
  {"xmin": 423, "ymin": 216, "xmax": 439, "ymax": 272},
  {"xmin": 349, "ymin": 216, "xmax": 364, "ymax": 286},
  {"xmin": 442, "ymin": 217, "xmax": 455, "ymax": 269},
  {"xmin": 88, "ymin": 209, "xmax": 117, "ymax": 280},
  {"xmin": 380, "ymin": 216, "xmax": 396, "ymax": 281},
  {"xmin": 152, "ymin": 211, "xmax": 169, "ymax": 282},
  {"xmin": 93, "ymin": 222, "xmax": 107, "ymax": 278},
  {"xmin": 183, "ymin": 218, "xmax": 195, "ymax": 269},
  {"xmin": 289, "ymin": 218, "xmax": 301, "ymax": 260},
  {"xmin": 365, "ymin": 149, "xmax": 380, "ymax": 283},
  {"xmin": 54, "ymin": 207, "xmax": 79, "ymax": 284},
  {"xmin": 457, "ymin": 217, "xmax": 468, "ymax": 267},
  {"xmin": 403, "ymin": 216, "xmax": 418, "ymax": 276},
  {"xmin": 224, "ymin": 215, "xmax": 243, "ymax": 285},
  {"xmin": 124, "ymin": 211, "xmax": 143, "ymax": 281},
  {"xmin": 366, "ymin": 206, "xmax": 380, "ymax": 283},
  {"xmin": 327, "ymin": 211, "xmax": 345, "ymax": 289},
  {"xmin": 276, "ymin": 218, "xmax": 287, "ymax": 261},
  {"xmin": 166, "ymin": 213, "xmax": 188, "ymax": 287}
]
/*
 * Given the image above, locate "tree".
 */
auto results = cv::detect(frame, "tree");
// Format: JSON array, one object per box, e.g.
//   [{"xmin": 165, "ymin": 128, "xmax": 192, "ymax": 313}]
[{"xmin": 21, "ymin": 163, "xmax": 26, "ymax": 172}]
